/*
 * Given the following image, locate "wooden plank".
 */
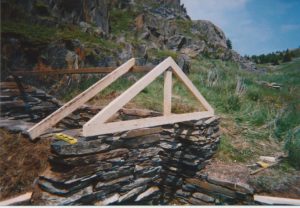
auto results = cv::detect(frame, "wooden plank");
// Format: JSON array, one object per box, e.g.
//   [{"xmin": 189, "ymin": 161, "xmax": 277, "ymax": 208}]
[
  {"xmin": 0, "ymin": 192, "xmax": 32, "ymax": 205},
  {"xmin": 163, "ymin": 70, "xmax": 172, "ymax": 116},
  {"xmin": 27, "ymin": 58, "xmax": 135, "ymax": 140},
  {"xmin": 12, "ymin": 66, "xmax": 151, "ymax": 76},
  {"xmin": 83, "ymin": 111, "xmax": 213, "ymax": 137},
  {"xmin": 84, "ymin": 57, "xmax": 174, "ymax": 129},
  {"xmin": 254, "ymin": 195, "xmax": 300, "ymax": 205},
  {"xmin": 170, "ymin": 59, "xmax": 214, "ymax": 113}
]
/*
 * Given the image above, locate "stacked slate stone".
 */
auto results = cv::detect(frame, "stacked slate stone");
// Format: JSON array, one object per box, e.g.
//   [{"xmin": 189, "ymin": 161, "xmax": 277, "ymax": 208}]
[
  {"xmin": 32, "ymin": 116, "xmax": 247, "ymax": 205},
  {"xmin": 158, "ymin": 116, "xmax": 221, "ymax": 204},
  {"xmin": 32, "ymin": 127, "xmax": 164, "ymax": 205},
  {"xmin": 180, "ymin": 173, "xmax": 254, "ymax": 205},
  {"xmin": 0, "ymin": 81, "xmax": 61, "ymax": 122}
]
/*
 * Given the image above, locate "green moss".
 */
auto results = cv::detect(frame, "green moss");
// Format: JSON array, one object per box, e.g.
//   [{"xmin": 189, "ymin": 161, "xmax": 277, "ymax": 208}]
[
  {"xmin": 148, "ymin": 49, "xmax": 178, "ymax": 60},
  {"xmin": 2, "ymin": 21, "xmax": 56, "ymax": 43},
  {"xmin": 110, "ymin": 8, "xmax": 137, "ymax": 35},
  {"xmin": 173, "ymin": 19, "xmax": 193, "ymax": 36},
  {"xmin": 2, "ymin": 21, "xmax": 118, "ymax": 49}
]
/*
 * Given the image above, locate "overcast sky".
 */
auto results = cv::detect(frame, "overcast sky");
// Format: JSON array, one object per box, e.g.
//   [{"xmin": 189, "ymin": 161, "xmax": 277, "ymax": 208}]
[{"xmin": 181, "ymin": 0, "xmax": 300, "ymax": 55}]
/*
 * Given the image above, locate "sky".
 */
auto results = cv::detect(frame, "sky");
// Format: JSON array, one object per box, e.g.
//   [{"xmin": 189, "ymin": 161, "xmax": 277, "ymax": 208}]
[{"xmin": 181, "ymin": 0, "xmax": 300, "ymax": 55}]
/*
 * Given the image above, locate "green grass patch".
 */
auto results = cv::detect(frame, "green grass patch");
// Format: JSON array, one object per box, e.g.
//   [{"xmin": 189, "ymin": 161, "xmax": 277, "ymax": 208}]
[
  {"xmin": 2, "ymin": 21, "xmax": 118, "ymax": 49},
  {"xmin": 110, "ymin": 8, "xmax": 137, "ymax": 35}
]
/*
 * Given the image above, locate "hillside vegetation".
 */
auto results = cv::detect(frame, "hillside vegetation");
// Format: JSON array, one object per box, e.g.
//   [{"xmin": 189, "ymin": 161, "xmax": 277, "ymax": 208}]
[{"xmin": 59, "ymin": 56, "xmax": 300, "ymax": 170}]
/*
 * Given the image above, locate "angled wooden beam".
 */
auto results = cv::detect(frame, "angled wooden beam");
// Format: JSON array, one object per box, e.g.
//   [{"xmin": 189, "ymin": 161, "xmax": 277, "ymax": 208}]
[
  {"xmin": 27, "ymin": 58, "xmax": 135, "ymax": 140},
  {"xmin": 170, "ymin": 59, "xmax": 214, "ymax": 113},
  {"xmin": 83, "ymin": 57, "xmax": 215, "ymax": 137},
  {"xmin": 83, "ymin": 57, "xmax": 174, "ymax": 132},
  {"xmin": 163, "ymin": 70, "xmax": 172, "ymax": 116},
  {"xmin": 83, "ymin": 111, "xmax": 213, "ymax": 137}
]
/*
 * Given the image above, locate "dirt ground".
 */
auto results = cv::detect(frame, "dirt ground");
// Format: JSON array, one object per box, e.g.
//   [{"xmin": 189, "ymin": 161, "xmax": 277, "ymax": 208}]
[
  {"xmin": 0, "ymin": 129, "xmax": 50, "ymax": 200},
  {"xmin": 204, "ymin": 158, "xmax": 300, "ymax": 199}
]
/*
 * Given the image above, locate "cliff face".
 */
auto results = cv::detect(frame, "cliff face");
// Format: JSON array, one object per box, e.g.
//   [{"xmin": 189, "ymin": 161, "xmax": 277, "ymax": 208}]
[{"xmin": 1, "ymin": 0, "xmax": 256, "ymax": 77}]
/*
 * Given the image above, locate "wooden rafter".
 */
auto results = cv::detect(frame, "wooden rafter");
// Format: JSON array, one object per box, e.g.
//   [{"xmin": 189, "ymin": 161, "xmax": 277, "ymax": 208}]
[
  {"xmin": 27, "ymin": 58, "xmax": 135, "ymax": 140},
  {"xmin": 82, "ymin": 57, "xmax": 214, "ymax": 137},
  {"xmin": 27, "ymin": 57, "xmax": 214, "ymax": 139}
]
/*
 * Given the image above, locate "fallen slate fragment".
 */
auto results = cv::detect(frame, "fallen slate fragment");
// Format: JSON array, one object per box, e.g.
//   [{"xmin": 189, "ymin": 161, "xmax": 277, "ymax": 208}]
[
  {"xmin": 135, "ymin": 186, "xmax": 160, "ymax": 202},
  {"xmin": 118, "ymin": 186, "xmax": 147, "ymax": 203}
]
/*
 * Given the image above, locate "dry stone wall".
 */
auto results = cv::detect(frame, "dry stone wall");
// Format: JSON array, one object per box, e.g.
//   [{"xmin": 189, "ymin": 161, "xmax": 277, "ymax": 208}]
[{"xmin": 31, "ymin": 114, "xmax": 254, "ymax": 205}]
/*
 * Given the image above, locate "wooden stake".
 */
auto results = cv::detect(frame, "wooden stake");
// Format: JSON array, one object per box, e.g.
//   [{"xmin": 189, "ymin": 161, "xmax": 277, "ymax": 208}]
[{"xmin": 163, "ymin": 69, "xmax": 172, "ymax": 116}]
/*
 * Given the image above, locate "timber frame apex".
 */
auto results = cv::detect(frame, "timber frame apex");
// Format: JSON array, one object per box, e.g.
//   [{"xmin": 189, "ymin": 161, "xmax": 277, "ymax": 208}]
[{"xmin": 27, "ymin": 57, "xmax": 214, "ymax": 140}]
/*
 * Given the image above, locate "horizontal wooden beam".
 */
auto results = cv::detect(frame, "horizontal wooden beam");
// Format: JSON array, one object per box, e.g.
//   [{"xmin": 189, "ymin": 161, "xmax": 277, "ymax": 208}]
[
  {"xmin": 12, "ymin": 66, "xmax": 151, "ymax": 76},
  {"xmin": 83, "ymin": 111, "xmax": 213, "ymax": 137}
]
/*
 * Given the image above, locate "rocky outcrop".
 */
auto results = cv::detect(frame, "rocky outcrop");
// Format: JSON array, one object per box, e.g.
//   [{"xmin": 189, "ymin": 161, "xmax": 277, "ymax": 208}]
[
  {"xmin": 1, "ymin": 0, "xmax": 258, "ymax": 75},
  {"xmin": 2, "ymin": 0, "xmax": 109, "ymax": 33}
]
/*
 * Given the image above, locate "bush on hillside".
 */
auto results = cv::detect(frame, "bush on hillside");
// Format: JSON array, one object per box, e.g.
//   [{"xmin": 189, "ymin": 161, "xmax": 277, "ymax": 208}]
[{"xmin": 226, "ymin": 39, "xmax": 232, "ymax": 49}]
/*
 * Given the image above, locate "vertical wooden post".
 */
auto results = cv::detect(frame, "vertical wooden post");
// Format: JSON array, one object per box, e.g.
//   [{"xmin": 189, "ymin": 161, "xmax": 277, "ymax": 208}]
[{"xmin": 163, "ymin": 69, "xmax": 172, "ymax": 116}]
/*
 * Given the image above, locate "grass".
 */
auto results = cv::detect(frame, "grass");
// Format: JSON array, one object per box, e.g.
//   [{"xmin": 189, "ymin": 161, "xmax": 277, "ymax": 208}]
[
  {"xmin": 109, "ymin": 8, "xmax": 137, "ymax": 35},
  {"xmin": 147, "ymin": 48, "xmax": 179, "ymax": 61}
]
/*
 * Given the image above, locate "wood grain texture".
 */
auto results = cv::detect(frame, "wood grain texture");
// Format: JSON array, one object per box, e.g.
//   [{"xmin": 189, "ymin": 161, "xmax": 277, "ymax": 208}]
[
  {"xmin": 163, "ymin": 70, "xmax": 172, "ymax": 116},
  {"xmin": 83, "ymin": 111, "xmax": 213, "ymax": 137}
]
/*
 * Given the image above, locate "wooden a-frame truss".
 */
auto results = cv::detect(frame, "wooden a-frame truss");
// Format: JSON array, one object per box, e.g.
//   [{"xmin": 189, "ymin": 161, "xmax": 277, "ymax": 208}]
[{"xmin": 27, "ymin": 57, "xmax": 214, "ymax": 140}]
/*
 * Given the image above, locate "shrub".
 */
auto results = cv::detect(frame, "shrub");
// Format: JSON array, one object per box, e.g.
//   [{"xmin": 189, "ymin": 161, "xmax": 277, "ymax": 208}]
[{"xmin": 226, "ymin": 39, "xmax": 232, "ymax": 49}]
